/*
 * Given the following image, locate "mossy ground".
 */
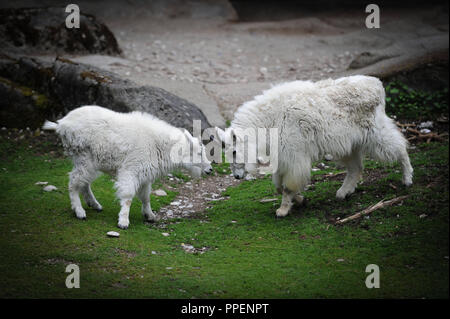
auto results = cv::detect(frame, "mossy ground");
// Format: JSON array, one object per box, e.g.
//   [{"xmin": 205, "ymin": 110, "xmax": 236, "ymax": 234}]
[{"xmin": 0, "ymin": 132, "xmax": 448, "ymax": 298}]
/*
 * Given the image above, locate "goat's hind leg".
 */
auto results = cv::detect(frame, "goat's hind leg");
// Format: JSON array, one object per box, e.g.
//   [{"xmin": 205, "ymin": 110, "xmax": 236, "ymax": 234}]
[
  {"xmin": 81, "ymin": 183, "xmax": 103, "ymax": 211},
  {"xmin": 399, "ymin": 149, "xmax": 413, "ymax": 186},
  {"xmin": 373, "ymin": 120, "xmax": 413, "ymax": 186},
  {"xmin": 380, "ymin": 144, "xmax": 413, "ymax": 186},
  {"xmin": 69, "ymin": 167, "xmax": 88, "ymax": 219},
  {"xmin": 78, "ymin": 168, "xmax": 102, "ymax": 211},
  {"xmin": 137, "ymin": 182, "xmax": 159, "ymax": 223}
]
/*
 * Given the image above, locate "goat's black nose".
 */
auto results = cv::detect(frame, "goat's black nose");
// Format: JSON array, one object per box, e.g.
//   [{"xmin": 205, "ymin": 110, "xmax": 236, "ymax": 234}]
[{"xmin": 234, "ymin": 174, "xmax": 241, "ymax": 179}]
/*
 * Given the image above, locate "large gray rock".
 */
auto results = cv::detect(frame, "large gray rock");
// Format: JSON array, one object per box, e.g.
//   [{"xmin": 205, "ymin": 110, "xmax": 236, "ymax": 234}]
[
  {"xmin": 0, "ymin": 75, "xmax": 57, "ymax": 129},
  {"xmin": 0, "ymin": 7, "xmax": 121, "ymax": 55},
  {"xmin": 348, "ymin": 52, "xmax": 397, "ymax": 70},
  {"xmin": 0, "ymin": 54, "xmax": 211, "ymax": 131}
]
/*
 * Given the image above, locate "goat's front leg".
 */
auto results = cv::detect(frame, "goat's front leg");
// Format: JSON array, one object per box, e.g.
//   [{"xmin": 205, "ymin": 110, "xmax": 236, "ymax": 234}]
[
  {"xmin": 115, "ymin": 172, "xmax": 137, "ymax": 229},
  {"xmin": 276, "ymin": 188, "xmax": 295, "ymax": 218},
  {"xmin": 69, "ymin": 168, "xmax": 86, "ymax": 220},
  {"xmin": 117, "ymin": 198, "xmax": 133, "ymax": 229},
  {"xmin": 138, "ymin": 182, "xmax": 159, "ymax": 222},
  {"xmin": 81, "ymin": 184, "xmax": 103, "ymax": 211},
  {"xmin": 336, "ymin": 150, "xmax": 363, "ymax": 200}
]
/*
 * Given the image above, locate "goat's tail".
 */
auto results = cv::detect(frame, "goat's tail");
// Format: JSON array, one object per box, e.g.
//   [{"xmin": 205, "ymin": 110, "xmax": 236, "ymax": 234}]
[{"xmin": 42, "ymin": 120, "xmax": 58, "ymax": 131}]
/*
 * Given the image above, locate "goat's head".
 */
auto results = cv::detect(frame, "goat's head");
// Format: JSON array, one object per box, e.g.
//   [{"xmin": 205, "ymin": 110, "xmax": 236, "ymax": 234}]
[
  {"xmin": 179, "ymin": 129, "xmax": 213, "ymax": 177},
  {"xmin": 214, "ymin": 127, "xmax": 258, "ymax": 180}
]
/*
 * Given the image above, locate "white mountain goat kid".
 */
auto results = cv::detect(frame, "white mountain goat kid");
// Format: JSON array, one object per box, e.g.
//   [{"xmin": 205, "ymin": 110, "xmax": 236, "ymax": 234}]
[
  {"xmin": 216, "ymin": 75, "xmax": 413, "ymax": 218},
  {"xmin": 43, "ymin": 106, "xmax": 212, "ymax": 229}
]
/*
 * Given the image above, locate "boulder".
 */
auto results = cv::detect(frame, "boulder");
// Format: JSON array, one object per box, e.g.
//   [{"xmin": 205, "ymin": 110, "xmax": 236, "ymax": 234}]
[
  {"xmin": 0, "ymin": 54, "xmax": 211, "ymax": 132},
  {"xmin": 348, "ymin": 52, "xmax": 396, "ymax": 70},
  {"xmin": 0, "ymin": 7, "xmax": 121, "ymax": 55},
  {"xmin": 0, "ymin": 75, "xmax": 58, "ymax": 128}
]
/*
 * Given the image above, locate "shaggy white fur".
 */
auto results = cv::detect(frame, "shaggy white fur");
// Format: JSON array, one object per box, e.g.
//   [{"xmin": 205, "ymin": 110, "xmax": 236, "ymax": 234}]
[
  {"xmin": 217, "ymin": 75, "xmax": 413, "ymax": 218},
  {"xmin": 43, "ymin": 105, "xmax": 212, "ymax": 229}
]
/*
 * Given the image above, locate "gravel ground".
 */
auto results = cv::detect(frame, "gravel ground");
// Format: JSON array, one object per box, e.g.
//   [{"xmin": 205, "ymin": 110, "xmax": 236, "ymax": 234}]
[
  {"xmin": 72, "ymin": 4, "xmax": 448, "ymax": 124},
  {"xmin": 4, "ymin": 2, "xmax": 449, "ymax": 125}
]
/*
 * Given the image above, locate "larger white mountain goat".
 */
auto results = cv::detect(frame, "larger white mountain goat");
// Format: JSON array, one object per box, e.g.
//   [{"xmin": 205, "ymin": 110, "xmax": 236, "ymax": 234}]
[
  {"xmin": 216, "ymin": 75, "xmax": 413, "ymax": 218},
  {"xmin": 43, "ymin": 106, "xmax": 212, "ymax": 229}
]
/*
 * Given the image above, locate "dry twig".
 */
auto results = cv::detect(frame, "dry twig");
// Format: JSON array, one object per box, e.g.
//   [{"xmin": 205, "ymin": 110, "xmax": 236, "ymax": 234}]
[
  {"xmin": 396, "ymin": 122, "xmax": 416, "ymax": 127},
  {"xmin": 323, "ymin": 171, "xmax": 346, "ymax": 178},
  {"xmin": 396, "ymin": 122, "xmax": 448, "ymax": 144},
  {"xmin": 336, "ymin": 195, "xmax": 408, "ymax": 225}
]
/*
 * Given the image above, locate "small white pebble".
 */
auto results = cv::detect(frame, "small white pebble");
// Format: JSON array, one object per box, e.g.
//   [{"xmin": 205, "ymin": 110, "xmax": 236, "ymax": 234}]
[
  {"xmin": 153, "ymin": 189, "xmax": 167, "ymax": 196},
  {"xmin": 43, "ymin": 185, "xmax": 57, "ymax": 192},
  {"xmin": 107, "ymin": 231, "xmax": 120, "ymax": 238}
]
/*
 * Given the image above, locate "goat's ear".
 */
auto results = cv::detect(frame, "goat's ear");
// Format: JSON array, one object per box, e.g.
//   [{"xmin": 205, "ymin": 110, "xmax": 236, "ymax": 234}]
[
  {"xmin": 257, "ymin": 156, "xmax": 269, "ymax": 165},
  {"xmin": 215, "ymin": 127, "xmax": 226, "ymax": 142},
  {"xmin": 229, "ymin": 128, "xmax": 236, "ymax": 143}
]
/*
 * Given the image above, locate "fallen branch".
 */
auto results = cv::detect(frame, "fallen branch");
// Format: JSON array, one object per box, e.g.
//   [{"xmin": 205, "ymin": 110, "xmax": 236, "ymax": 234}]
[
  {"xmin": 406, "ymin": 127, "xmax": 421, "ymax": 135},
  {"xmin": 396, "ymin": 122, "xmax": 416, "ymax": 127},
  {"xmin": 259, "ymin": 198, "xmax": 278, "ymax": 203},
  {"xmin": 407, "ymin": 131, "xmax": 447, "ymax": 143},
  {"xmin": 323, "ymin": 171, "xmax": 346, "ymax": 178},
  {"xmin": 335, "ymin": 195, "xmax": 408, "ymax": 225},
  {"xmin": 394, "ymin": 123, "xmax": 448, "ymax": 143}
]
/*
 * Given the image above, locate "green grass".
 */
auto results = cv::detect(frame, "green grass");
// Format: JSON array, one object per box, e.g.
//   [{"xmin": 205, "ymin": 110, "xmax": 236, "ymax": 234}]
[{"xmin": 0, "ymin": 138, "xmax": 448, "ymax": 298}]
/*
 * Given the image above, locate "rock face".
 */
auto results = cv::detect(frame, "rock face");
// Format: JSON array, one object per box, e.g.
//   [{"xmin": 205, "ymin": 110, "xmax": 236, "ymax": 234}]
[
  {"xmin": 0, "ymin": 54, "xmax": 211, "ymax": 131},
  {"xmin": 0, "ymin": 74, "xmax": 58, "ymax": 129},
  {"xmin": 348, "ymin": 52, "xmax": 395, "ymax": 70},
  {"xmin": 0, "ymin": 7, "xmax": 121, "ymax": 55},
  {"xmin": 381, "ymin": 60, "xmax": 449, "ymax": 92}
]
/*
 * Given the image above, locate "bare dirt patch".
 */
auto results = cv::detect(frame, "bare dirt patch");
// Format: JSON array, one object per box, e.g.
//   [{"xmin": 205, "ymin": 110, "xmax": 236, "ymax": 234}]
[{"xmin": 158, "ymin": 173, "xmax": 242, "ymax": 220}]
